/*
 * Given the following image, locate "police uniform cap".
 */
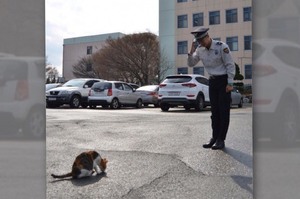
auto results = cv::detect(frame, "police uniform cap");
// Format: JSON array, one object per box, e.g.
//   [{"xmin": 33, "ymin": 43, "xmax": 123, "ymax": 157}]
[{"xmin": 191, "ymin": 27, "xmax": 209, "ymax": 40}]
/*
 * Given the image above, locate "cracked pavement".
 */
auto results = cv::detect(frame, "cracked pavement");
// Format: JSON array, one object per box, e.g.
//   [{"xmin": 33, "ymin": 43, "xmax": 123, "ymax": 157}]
[{"xmin": 46, "ymin": 105, "xmax": 252, "ymax": 198}]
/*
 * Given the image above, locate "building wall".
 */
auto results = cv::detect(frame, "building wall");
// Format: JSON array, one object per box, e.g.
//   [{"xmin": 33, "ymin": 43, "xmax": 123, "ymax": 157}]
[
  {"xmin": 159, "ymin": 0, "xmax": 252, "ymax": 85},
  {"xmin": 62, "ymin": 32, "xmax": 125, "ymax": 81}
]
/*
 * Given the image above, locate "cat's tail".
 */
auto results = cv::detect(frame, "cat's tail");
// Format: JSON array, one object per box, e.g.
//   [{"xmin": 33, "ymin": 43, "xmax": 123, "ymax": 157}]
[{"xmin": 51, "ymin": 172, "xmax": 72, "ymax": 179}]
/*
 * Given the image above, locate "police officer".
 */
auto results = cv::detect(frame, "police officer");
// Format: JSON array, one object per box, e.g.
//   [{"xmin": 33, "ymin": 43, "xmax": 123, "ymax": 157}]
[{"xmin": 187, "ymin": 27, "xmax": 235, "ymax": 150}]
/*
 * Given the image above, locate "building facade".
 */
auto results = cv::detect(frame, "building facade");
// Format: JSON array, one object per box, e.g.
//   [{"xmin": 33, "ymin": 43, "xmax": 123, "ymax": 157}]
[
  {"xmin": 159, "ymin": 0, "xmax": 252, "ymax": 86},
  {"xmin": 62, "ymin": 32, "xmax": 125, "ymax": 81}
]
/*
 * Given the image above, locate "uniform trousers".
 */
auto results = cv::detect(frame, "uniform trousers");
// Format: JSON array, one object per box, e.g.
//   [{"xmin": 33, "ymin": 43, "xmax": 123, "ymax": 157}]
[{"xmin": 209, "ymin": 74, "xmax": 231, "ymax": 141}]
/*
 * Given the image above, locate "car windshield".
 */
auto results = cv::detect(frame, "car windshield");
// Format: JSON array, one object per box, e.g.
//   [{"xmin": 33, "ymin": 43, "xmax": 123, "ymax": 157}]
[
  {"xmin": 163, "ymin": 76, "xmax": 192, "ymax": 83},
  {"xmin": 62, "ymin": 79, "xmax": 87, "ymax": 87}
]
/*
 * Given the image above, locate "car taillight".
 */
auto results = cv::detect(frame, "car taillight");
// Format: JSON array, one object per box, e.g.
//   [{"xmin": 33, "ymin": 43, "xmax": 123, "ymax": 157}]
[
  {"xmin": 159, "ymin": 84, "xmax": 166, "ymax": 88},
  {"xmin": 107, "ymin": 88, "xmax": 113, "ymax": 96},
  {"xmin": 253, "ymin": 64, "xmax": 277, "ymax": 77},
  {"xmin": 147, "ymin": 92, "xmax": 156, "ymax": 96},
  {"xmin": 15, "ymin": 80, "xmax": 28, "ymax": 101},
  {"xmin": 182, "ymin": 83, "xmax": 197, "ymax": 88},
  {"xmin": 88, "ymin": 89, "xmax": 92, "ymax": 96}
]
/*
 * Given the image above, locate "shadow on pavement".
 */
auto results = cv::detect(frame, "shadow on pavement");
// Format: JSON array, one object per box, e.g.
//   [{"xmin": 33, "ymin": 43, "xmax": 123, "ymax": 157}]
[
  {"xmin": 49, "ymin": 172, "xmax": 107, "ymax": 187},
  {"xmin": 223, "ymin": 147, "xmax": 253, "ymax": 169}
]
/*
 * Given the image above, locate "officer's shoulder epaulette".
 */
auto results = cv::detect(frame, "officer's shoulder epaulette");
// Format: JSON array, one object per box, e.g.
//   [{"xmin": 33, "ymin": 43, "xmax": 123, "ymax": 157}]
[{"xmin": 216, "ymin": 41, "xmax": 223, "ymax": 45}]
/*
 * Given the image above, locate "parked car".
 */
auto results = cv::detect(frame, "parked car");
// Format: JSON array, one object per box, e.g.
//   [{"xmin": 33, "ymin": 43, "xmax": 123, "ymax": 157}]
[
  {"xmin": 46, "ymin": 78, "xmax": 104, "ymax": 108},
  {"xmin": 231, "ymin": 88, "xmax": 243, "ymax": 108},
  {"xmin": 158, "ymin": 74, "xmax": 210, "ymax": 111},
  {"xmin": 136, "ymin": 85, "xmax": 159, "ymax": 107},
  {"xmin": 253, "ymin": 39, "xmax": 300, "ymax": 146},
  {"xmin": 0, "ymin": 55, "xmax": 45, "ymax": 138},
  {"xmin": 88, "ymin": 81, "xmax": 143, "ymax": 109},
  {"xmin": 45, "ymin": 83, "xmax": 62, "ymax": 91}
]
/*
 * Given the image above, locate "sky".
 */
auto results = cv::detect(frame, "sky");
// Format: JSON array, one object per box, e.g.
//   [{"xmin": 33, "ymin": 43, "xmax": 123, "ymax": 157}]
[{"xmin": 46, "ymin": 0, "xmax": 159, "ymax": 75}]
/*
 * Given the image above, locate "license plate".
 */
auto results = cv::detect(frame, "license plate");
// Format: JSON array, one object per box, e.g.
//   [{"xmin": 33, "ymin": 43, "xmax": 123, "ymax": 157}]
[
  {"xmin": 48, "ymin": 97, "xmax": 56, "ymax": 101},
  {"xmin": 168, "ymin": 91, "xmax": 180, "ymax": 96}
]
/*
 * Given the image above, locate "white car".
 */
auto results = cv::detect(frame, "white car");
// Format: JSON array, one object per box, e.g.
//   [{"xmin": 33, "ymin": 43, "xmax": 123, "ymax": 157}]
[
  {"xmin": 46, "ymin": 78, "xmax": 104, "ymax": 108},
  {"xmin": 253, "ymin": 39, "xmax": 300, "ymax": 145},
  {"xmin": 158, "ymin": 74, "xmax": 210, "ymax": 111},
  {"xmin": 0, "ymin": 54, "xmax": 45, "ymax": 138},
  {"xmin": 88, "ymin": 81, "xmax": 143, "ymax": 109}
]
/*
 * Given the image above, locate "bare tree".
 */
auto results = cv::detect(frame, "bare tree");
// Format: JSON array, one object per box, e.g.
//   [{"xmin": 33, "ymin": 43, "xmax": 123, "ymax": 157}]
[
  {"xmin": 72, "ymin": 56, "xmax": 102, "ymax": 78},
  {"xmin": 46, "ymin": 65, "xmax": 59, "ymax": 83},
  {"xmin": 93, "ymin": 32, "xmax": 166, "ymax": 85}
]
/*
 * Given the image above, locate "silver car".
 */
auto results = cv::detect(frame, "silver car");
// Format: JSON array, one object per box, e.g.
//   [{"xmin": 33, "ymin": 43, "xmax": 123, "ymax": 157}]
[
  {"xmin": 231, "ymin": 88, "xmax": 243, "ymax": 108},
  {"xmin": 136, "ymin": 85, "xmax": 159, "ymax": 107},
  {"xmin": 88, "ymin": 81, "xmax": 143, "ymax": 109}
]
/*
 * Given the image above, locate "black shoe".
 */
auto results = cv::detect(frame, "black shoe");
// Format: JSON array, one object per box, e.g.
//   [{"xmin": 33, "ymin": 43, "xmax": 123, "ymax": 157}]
[
  {"xmin": 203, "ymin": 138, "xmax": 216, "ymax": 148},
  {"xmin": 211, "ymin": 140, "xmax": 225, "ymax": 150}
]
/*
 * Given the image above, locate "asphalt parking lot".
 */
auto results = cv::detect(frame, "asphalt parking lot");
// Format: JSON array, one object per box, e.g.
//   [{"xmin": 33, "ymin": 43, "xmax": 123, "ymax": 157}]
[{"xmin": 46, "ymin": 104, "xmax": 252, "ymax": 198}]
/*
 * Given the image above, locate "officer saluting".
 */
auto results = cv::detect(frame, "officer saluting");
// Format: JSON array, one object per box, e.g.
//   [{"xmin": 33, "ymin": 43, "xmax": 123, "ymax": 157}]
[{"xmin": 187, "ymin": 27, "xmax": 235, "ymax": 150}]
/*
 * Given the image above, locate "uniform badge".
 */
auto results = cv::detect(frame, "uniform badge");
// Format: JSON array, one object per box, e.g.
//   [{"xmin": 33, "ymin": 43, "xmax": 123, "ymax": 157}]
[
  {"xmin": 223, "ymin": 48, "xmax": 229, "ymax": 54},
  {"xmin": 215, "ymin": 50, "xmax": 218, "ymax": 55}
]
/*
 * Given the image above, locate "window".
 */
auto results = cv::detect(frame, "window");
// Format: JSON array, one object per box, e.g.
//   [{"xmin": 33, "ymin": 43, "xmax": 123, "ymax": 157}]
[
  {"xmin": 196, "ymin": 77, "xmax": 209, "ymax": 86},
  {"xmin": 245, "ymin": 65, "xmax": 252, "ymax": 79},
  {"xmin": 243, "ymin": 7, "xmax": 252, "ymax": 21},
  {"xmin": 226, "ymin": 9, "xmax": 238, "ymax": 23},
  {"xmin": 177, "ymin": 41, "xmax": 188, "ymax": 54},
  {"xmin": 87, "ymin": 46, "xmax": 92, "ymax": 54},
  {"xmin": 244, "ymin": 36, "xmax": 252, "ymax": 50},
  {"xmin": 226, "ymin": 37, "xmax": 238, "ymax": 51},
  {"xmin": 178, "ymin": 15, "xmax": 188, "ymax": 28},
  {"xmin": 87, "ymin": 46, "xmax": 93, "ymax": 55},
  {"xmin": 177, "ymin": 67, "xmax": 188, "ymax": 74},
  {"xmin": 123, "ymin": 83, "xmax": 133, "ymax": 91},
  {"xmin": 209, "ymin": 11, "xmax": 220, "ymax": 25},
  {"xmin": 193, "ymin": 13, "xmax": 203, "ymax": 27},
  {"xmin": 177, "ymin": 0, "xmax": 187, "ymax": 2},
  {"xmin": 193, "ymin": 67, "xmax": 204, "ymax": 75},
  {"xmin": 115, "ymin": 83, "xmax": 123, "ymax": 90}
]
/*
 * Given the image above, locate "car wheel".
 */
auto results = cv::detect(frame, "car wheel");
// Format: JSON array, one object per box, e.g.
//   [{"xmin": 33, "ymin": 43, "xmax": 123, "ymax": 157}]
[
  {"xmin": 110, "ymin": 98, "xmax": 120, "ymax": 109},
  {"xmin": 160, "ymin": 103, "xmax": 169, "ymax": 112},
  {"xmin": 238, "ymin": 99, "xmax": 243, "ymax": 108},
  {"xmin": 195, "ymin": 94, "xmax": 204, "ymax": 111},
  {"xmin": 26, "ymin": 107, "xmax": 45, "ymax": 139},
  {"xmin": 136, "ymin": 99, "xmax": 143, "ymax": 108},
  {"xmin": 70, "ymin": 95, "xmax": 81, "ymax": 108}
]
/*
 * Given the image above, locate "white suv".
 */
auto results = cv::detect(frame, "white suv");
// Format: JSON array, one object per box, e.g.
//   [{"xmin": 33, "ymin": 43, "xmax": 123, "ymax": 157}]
[
  {"xmin": 46, "ymin": 78, "xmax": 104, "ymax": 108},
  {"xmin": 158, "ymin": 74, "xmax": 210, "ymax": 111},
  {"xmin": 0, "ymin": 54, "xmax": 45, "ymax": 139}
]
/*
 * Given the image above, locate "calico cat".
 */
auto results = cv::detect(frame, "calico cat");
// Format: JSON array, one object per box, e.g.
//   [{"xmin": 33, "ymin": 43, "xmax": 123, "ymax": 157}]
[{"xmin": 51, "ymin": 150, "xmax": 108, "ymax": 179}]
